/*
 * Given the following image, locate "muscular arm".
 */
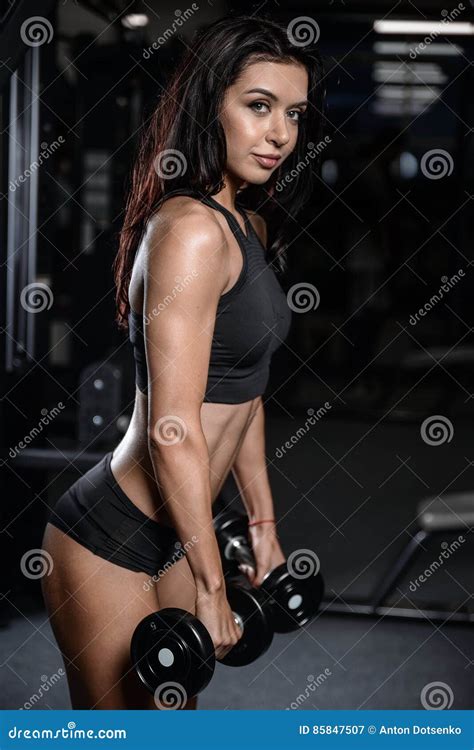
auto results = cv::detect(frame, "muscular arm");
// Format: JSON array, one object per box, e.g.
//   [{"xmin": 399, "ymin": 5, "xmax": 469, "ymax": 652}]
[
  {"xmin": 144, "ymin": 205, "xmax": 229, "ymax": 594},
  {"xmin": 231, "ymin": 397, "xmax": 277, "ymax": 524}
]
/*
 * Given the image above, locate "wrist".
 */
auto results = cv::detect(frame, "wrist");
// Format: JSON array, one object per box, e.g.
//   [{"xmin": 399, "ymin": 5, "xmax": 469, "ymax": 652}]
[
  {"xmin": 194, "ymin": 577, "xmax": 225, "ymax": 597},
  {"xmin": 249, "ymin": 520, "xmax": 279, "ymax": 538},
  {"xmin": 248, "ymin": 518, "xmax": 276, "ymax": 528}
]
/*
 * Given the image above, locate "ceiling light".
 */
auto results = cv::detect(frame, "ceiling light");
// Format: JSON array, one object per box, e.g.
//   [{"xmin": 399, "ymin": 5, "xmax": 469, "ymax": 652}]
[{"xmin": 374, "ymin": 20, "xmax": 474, "ymax": 35}]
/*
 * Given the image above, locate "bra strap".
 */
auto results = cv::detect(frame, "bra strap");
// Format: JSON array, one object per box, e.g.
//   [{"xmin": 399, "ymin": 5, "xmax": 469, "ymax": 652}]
[
  {"xmin": 201, "ymin": 194, "xmax": 249, "ymax": 242},
  {"xmin": 159, "ymin": 188, "xmax": 249, "ymax": 242}
]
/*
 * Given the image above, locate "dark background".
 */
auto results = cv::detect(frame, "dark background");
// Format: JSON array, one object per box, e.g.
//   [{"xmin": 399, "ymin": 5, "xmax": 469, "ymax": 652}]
[{"xmin": 0, "ymin": 0, "xmax": 473, "ymax": 710}]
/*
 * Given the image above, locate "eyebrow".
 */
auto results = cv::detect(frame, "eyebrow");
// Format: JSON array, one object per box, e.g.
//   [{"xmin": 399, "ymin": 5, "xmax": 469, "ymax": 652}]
[{"xmin": 244, "ymin": 87, "xmax": 308, "ymax": 107}]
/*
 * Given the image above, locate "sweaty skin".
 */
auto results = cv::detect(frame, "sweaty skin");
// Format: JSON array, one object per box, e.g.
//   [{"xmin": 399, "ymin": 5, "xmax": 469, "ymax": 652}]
[
  {"xmin": 111, "ymin": 59, "xmax": 309, "ymax": 520},
  {"xmin": 110, "ymin": 195, "xmax": 264, "ymax": 524}
]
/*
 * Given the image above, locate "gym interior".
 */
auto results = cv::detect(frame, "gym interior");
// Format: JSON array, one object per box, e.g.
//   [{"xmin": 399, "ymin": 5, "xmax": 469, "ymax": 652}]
[{"xmin": 1, "ymin": 0, "xmax": 473, "ymax": 711}]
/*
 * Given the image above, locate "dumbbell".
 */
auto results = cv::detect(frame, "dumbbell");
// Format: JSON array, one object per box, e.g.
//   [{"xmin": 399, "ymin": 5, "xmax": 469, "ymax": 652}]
[
  {"xmin": 131, "ymin": 581, "xmax": 274, "ymax": 704},
  {"xmin": 214, "ymin": 509, "xmax": 325, "ymax": 633}
]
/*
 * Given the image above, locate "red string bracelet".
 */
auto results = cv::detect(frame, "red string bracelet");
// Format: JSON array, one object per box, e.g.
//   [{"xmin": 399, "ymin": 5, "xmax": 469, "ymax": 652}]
[{"xmin": 248, "ymin": 518, "xmax": 276, "ymax": 527}]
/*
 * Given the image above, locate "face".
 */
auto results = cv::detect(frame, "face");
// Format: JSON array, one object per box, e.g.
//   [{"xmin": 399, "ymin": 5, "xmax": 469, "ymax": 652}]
[{"xmin": 219, "ymin": 60, "xmax": 309, "ymax": 187}]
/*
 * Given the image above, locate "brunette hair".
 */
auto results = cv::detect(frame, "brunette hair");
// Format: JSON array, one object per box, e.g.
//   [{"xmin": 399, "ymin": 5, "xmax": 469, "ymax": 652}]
[{"xmin": 113, "ymin": 13, "xmax": 326, "ymax": 330}]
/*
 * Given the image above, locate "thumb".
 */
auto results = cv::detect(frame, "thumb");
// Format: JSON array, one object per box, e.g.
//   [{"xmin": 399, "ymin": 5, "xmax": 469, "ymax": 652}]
[
  {"xmin": 253, "ymin": 562, "xmax": 271, "ymax": 587},
  {"xmin": 238, "ymin": 563, "xmax": 256, "ymax": 585}
]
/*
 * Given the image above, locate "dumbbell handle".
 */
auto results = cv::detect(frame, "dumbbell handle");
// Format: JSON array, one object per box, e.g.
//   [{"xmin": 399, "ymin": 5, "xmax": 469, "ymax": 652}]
[
  {"xmin": 232, "ymin": 611, "xmax": 244, "ymax": 631},
  {"xmin": 223, "ymin": 535, "xmax": 256, "ymax": 576}
]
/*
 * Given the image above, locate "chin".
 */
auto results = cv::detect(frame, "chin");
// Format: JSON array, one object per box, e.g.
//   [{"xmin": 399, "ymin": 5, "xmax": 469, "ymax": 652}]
[{"xmin": 240, "ymin": 168, "xmax": 275, "ymax": 186}]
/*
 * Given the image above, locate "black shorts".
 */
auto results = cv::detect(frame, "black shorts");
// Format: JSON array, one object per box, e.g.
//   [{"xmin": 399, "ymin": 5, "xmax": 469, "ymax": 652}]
[{"xmin": 47, "ymin": 451, "xmax": 184, "ymax": 576}]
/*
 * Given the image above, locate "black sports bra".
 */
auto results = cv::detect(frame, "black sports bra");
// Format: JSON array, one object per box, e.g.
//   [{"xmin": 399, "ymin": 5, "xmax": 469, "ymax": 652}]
[{"xmin": 128, "ymin": 188, "xmax": 292, "ymax": 404}]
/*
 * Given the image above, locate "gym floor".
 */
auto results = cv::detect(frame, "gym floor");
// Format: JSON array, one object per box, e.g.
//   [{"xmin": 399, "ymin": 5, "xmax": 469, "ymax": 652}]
[{"xmin": 2, "ymin": 416, "xmax": 472, "ymax": 710}]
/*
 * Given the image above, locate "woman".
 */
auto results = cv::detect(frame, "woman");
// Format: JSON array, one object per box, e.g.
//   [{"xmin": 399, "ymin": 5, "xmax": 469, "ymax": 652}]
[{"xmin": 41, "ymin": 13, "xmax": 325, "ymax": 710}]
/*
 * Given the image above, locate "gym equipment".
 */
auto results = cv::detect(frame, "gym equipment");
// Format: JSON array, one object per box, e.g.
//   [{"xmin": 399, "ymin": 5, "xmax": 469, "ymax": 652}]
[
  {"xmin": 214, "ymin": 510, "xmax": 325, "ymax": 633},
  {"xmin": 131, "ymin": 583, "xmax": 274, "ymax": 700},
  {"xmin": 78, "ymin": 361, "xmax": 123, "ymax": 447},
  {"xmin": 324, "ymin": 490, "xmax": 474, "ymax": 625}
]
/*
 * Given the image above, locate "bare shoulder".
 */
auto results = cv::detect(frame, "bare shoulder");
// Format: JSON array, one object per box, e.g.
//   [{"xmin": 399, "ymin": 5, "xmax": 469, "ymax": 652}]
[
  {"xmin": 143, "ymin": 195, "xmax": 228, "ymax": 274},
  {"xmin": 245, "ymin": 208, "xmax": 267, "ymax": 248}
]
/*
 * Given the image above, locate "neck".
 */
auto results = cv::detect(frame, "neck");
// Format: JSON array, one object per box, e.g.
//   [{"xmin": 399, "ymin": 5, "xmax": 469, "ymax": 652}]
[{"xmin": 213, "ymin": 173, "xmax": 246, "ymax": 211}]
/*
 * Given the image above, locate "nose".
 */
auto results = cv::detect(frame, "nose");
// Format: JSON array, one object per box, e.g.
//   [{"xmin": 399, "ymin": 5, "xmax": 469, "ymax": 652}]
[{"xmin": 266, "ymin": 112, "xmax": 291, "ymax": 148}]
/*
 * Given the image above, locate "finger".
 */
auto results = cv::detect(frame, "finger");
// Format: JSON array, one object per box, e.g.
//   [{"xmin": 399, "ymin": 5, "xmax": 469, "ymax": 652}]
[
  {"xmin": 239, "ymin": 564, "xmax": 255, "ymax": 583},
  {"xmin": 254, "ymin": 565, "xmax": 271, "ymax": 587}
]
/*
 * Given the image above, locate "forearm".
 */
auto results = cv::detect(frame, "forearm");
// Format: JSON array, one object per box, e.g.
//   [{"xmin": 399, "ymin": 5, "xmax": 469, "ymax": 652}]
[
  {"xmin": 231, "ymin": 398, "xmax": 277, "ymax": 523},
  {"xmin": 149, "ymin": 433, "xmax": 224, "ymax": 593}
]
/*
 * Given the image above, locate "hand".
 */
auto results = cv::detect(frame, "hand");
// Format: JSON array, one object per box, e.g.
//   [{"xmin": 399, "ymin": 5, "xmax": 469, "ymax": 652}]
[
  {"xmin": 242, "ymin": 523, "xmax": 286, "ymax": 587},
  {"xmin": 194, "ymin": 587, "xmax": 242, "ymax": 661}
]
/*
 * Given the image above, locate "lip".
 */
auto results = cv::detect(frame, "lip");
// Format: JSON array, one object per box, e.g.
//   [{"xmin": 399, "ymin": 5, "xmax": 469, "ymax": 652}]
[{"xmin": 252, "ymin": 154, "xmax": 281, "ymax": 169}]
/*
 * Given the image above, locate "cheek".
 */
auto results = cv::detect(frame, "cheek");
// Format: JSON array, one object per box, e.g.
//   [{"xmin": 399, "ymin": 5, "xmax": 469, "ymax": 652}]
[{"xmin": 224, "ymin": 108, "xmax": 266, "ymax": 147}]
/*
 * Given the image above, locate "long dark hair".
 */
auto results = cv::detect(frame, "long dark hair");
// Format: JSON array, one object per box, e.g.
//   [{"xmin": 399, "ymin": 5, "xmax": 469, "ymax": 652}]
[{"xmin": 113, "ymin": 13, "xmax": 326, "ymax": 330}]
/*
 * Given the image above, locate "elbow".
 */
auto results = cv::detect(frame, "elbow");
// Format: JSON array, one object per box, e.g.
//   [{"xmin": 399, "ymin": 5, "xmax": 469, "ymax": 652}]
[
  {"xmin": 147, "ymin": 416, "xmax": 205, "ymax": 457},
  {"xmin": 147, "ymin": 416, "xmax": 188, "ymax": 450}
]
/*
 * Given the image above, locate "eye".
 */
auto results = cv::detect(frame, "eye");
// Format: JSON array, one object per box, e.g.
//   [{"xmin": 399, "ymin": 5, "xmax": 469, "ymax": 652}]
[
  {"xmin": 249, "ymin": 101, "xmax": 270, "ymax": 114},
  {"xmin": 287, "ymin": 109, "xmax": 306, "ymax": 122}
]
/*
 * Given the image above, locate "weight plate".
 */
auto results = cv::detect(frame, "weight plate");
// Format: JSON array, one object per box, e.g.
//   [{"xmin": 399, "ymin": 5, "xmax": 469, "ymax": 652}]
[
  {"xmin": 130, "ymin": 607, "xmax": 215, "ymax": 700},
  {"xmin": 219, "ymin": 585, "xmax": 273, "ymax": 667},
  {"xmin": 261, "ymin": 564, "xmax": 325, "ymax": 633}
]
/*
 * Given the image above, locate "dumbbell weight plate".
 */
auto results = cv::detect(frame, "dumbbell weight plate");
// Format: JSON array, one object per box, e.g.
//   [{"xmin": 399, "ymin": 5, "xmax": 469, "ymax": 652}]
[
  {"xmin": 219, "ymin": 585, "xmax": 274, "ymax": 667},
  {"xmin": 130, "ymin": 607, "xmax": 215, "ymax": 700},
  {"xmin": 261, "ymin": 564, "xmax": 325, "ymax": 633}
]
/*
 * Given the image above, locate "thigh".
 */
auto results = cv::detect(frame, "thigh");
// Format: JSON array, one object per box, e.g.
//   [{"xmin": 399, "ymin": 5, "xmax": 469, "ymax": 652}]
[
  {"xmin": 41, "ymin": 523, "xmax": 196, "ymax": 709},
  {"xmin": 154, "ymin": 554, "xmax": 197, "ymax": 613}
]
